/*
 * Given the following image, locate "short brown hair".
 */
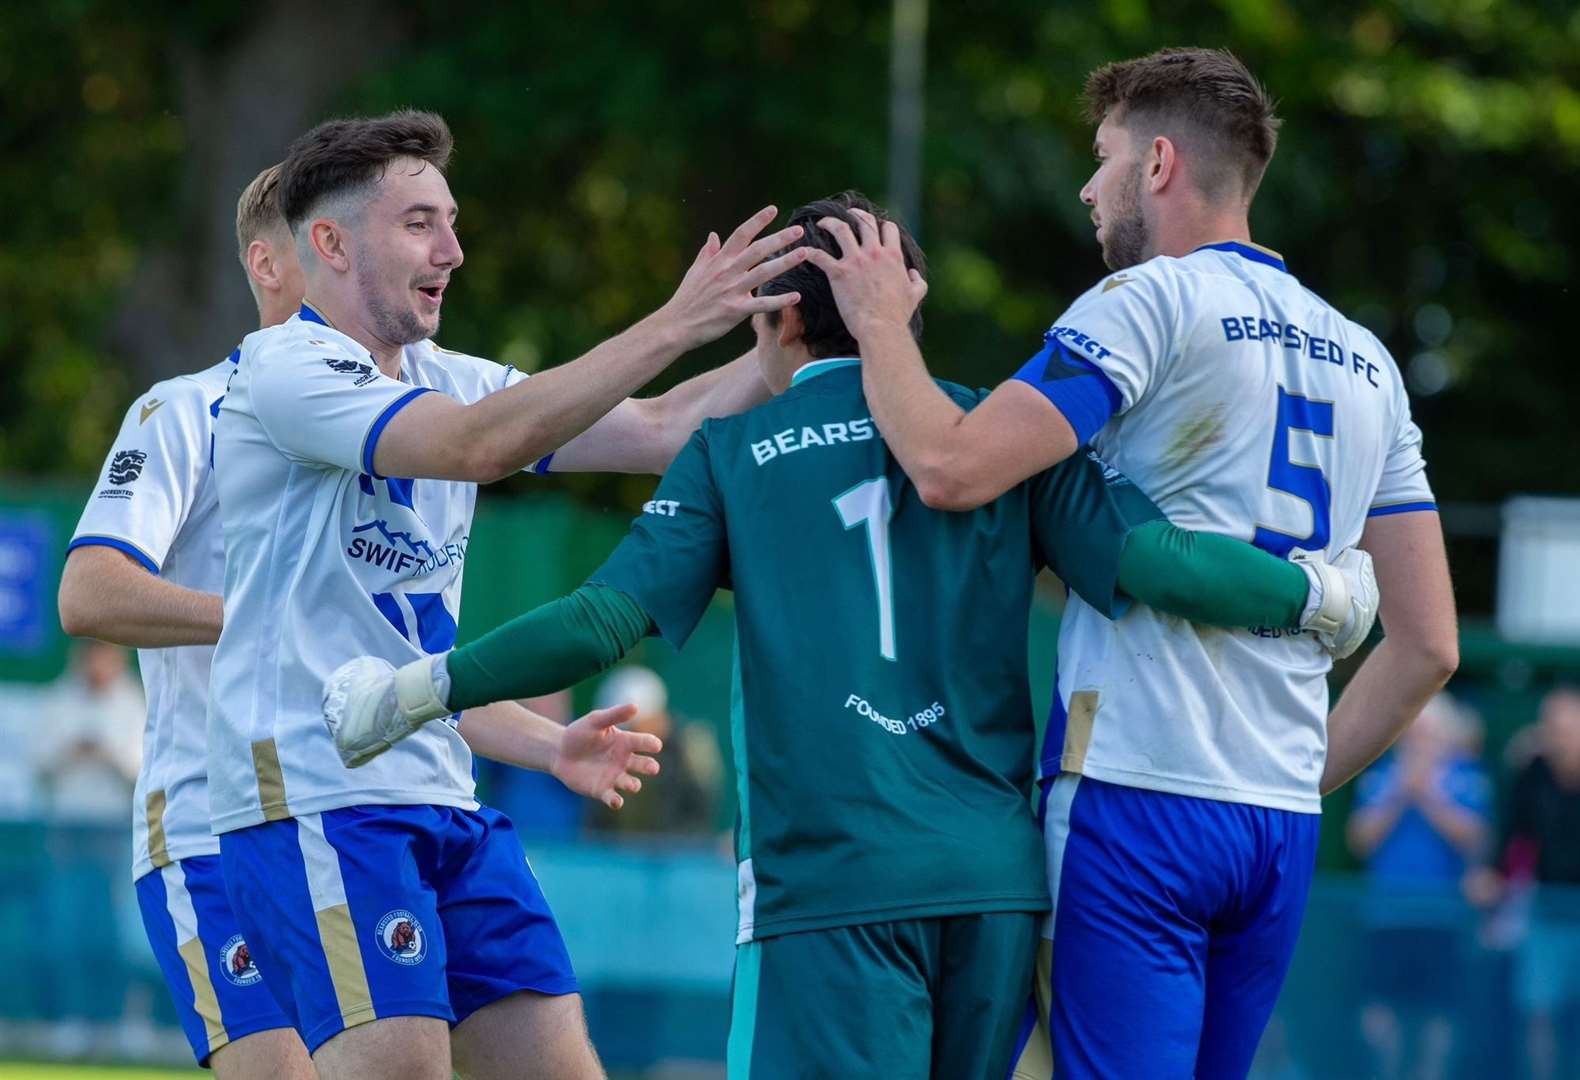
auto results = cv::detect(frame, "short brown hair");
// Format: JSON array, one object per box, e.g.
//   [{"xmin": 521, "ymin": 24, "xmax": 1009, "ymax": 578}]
[
  {"xmin": 278, "ymin": 109, "xmax": 453, "ymax": 232},
  {"xmin": 757, "ymin": 192, "xmax": 927, "ymax": 359},
  {"xmin": 235, "ymin": 163, "xmax": 286, "ymax": 270},
  {"xmin": 1084, "ymin": 48, "xmax": 1280, "ymax": 202}
]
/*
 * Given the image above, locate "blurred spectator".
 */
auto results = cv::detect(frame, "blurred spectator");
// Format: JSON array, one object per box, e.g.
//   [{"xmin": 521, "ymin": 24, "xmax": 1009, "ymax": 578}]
[
  {"xmin": 0, "ymin": 684, "xmax": 46, "ymax": 818},
  {"xmin": 476, "ymin": 690, "xmax": 588, "ymax": 839},
  {"xmin": 1347, "ymin": 692, "xmax": 1491, "ymax": 1080},
  {"xmin": 34, "ymin": 641, "xmax": 145, "ymax": 1041},
  {"xmin": 587, "ymin": 666, "xmax": 722, "ymax": 839},
  {"xmin": 1484, "ymin": 685, "xmax": 1580, "ymax": 1080},
  {"xmin": 35, "ymin": 639, "xmax": 142, "ymax": 823}
]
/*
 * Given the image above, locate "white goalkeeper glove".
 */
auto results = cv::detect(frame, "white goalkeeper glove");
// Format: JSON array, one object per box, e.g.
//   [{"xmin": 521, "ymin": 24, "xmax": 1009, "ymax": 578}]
[
  {"xmin": 1293, "ymin": 548, "xmax": 1379, "ymax": 660},
  {"xmin": 322, "ymin": 653, "xmax": 453, "ymax": 768}
]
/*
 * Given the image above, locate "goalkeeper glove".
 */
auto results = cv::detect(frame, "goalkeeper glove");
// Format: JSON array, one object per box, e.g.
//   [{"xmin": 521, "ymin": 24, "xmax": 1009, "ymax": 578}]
[
  {"xmin": 1293, "ymin": 548, "xmax": 1379, "ymax": 660},
  {"xmin": 322, "ymin": 653, "xmax": 453, "ymax": 768}
]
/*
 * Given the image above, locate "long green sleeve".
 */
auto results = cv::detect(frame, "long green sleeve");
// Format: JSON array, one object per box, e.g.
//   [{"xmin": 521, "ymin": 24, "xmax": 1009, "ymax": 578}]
[
  {"xmin": 1116, "ymin": 520, "xmax": 1307, "ymax": 628},
  {"xmin": 445, "ymin": 583, "xmax": 655, "ymax": 711}
]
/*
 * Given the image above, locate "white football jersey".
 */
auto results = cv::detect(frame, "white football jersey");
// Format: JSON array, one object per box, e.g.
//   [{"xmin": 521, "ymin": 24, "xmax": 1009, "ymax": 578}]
[
  {"xmin": 69, "ymin": 354, "xmax": 235, "ymax": 878},
  {"xmin": 207, "ymin": 306, "xmax": 529, "ymax": 834},
  {"xmin": 1029, "ymin": 242, "xmax": 1434, "ymax": 812}
]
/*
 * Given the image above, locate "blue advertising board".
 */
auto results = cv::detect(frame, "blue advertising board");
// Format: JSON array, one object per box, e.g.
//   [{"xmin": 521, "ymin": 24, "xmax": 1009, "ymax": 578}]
[{"xmin": 0, "ymin": 512, "xmax": 52, "ymax": 654}]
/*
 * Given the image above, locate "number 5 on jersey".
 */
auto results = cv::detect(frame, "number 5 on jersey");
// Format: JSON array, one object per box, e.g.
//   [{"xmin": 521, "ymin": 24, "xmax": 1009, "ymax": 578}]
[
  {"xmin": 833, "ymin": 477, "xmax": 898, "ymax": 662},
  {"xmin": 1254, "ymin": 386, "xmax": 1334, "ymax": 559}
]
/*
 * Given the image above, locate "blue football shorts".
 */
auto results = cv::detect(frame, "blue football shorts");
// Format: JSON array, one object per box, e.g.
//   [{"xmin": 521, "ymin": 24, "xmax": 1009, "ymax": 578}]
[
  {"xmin": 135, "ymin": 854, "xmax": 295, "ymax": 1065},
  {"xmin": 219, "ymin": 803, "xmax": 576, "ymax": 1054},
  {"xmin": 1034, "ymin": 773, "xmax": 1319, "ymax": 1080}
]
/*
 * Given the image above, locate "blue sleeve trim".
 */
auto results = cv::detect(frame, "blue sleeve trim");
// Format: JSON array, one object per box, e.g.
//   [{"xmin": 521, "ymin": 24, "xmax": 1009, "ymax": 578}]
[
  {"xmin": 1010, "ymin": 340, "xmax": 1121, "ymax": 445},
  {"xmin": 1367, "ymin": 501, "xmax": 1437, "ymax": 518},
  {"xmin": 362, "ymin": 387, "xmax": 435, "ymax": 479},
  {"xmin": 532, "ymin": 452, "xmax": 555, "ymax": 476},
  {"xmin": 67, "ymin": 536, "xmax": 159, "ymax": 575}
]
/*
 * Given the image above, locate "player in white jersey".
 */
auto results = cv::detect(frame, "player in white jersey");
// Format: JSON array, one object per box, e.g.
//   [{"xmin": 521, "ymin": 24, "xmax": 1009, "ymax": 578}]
[
  {"xmin": 208, "ymin": 111, "xmax": 812, "ymax": 1080},
  {"xmin": 60, "ymin": 158, "xmax": 728, "ymax": 1077},
  {"xmin": 60, "ymin": 165, "xmax": 316, "ymax": 1078},
  {"xmin": 801, "ymin": 49, "xmax": 1459, "ymax": 1079}
]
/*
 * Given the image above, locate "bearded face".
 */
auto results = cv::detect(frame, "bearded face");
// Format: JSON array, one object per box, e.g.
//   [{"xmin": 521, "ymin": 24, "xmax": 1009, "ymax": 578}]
[
  {"xmin": 1098, "ymin": 161, "xmax": 1150, "ymax": 271},
  {"xmin": 1080, "ymin": 115, "xmax": 1155, "ymax": 272}
]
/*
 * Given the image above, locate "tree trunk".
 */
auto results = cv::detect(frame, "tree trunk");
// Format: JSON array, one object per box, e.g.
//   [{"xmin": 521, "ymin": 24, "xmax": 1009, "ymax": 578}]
[{"xmin": 108, "ymin": 0, "xmax": 409, "ymax": 384}]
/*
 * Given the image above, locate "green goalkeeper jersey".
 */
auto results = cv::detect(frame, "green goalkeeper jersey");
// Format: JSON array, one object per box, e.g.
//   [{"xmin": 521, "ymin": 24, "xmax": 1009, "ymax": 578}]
[{"xmin": 592, "ymin": 359, "xmax": 1162, "ymax": 942}]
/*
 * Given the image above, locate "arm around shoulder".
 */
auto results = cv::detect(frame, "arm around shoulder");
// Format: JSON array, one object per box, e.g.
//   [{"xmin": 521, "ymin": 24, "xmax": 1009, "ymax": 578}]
[{"xmin": 905, "ymin": 378, "xmax": 1079, "ymax": 511}]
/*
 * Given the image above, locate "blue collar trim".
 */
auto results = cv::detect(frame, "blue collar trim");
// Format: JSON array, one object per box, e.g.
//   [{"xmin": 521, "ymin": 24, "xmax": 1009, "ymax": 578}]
[
  {"xmin": 227, "ymin": 347, "xmax": 240, "ymax": 365},
  {"xmin": 1195, "ymin": 240, "xmax": 1288, "ymax": 273},
  {"xmin": 790, "ymin": 358, "xmax": 861, "ymax": 387},
  {"xmin": 299, "ymin": 302, "xmax": 330, "ymax": 326}
]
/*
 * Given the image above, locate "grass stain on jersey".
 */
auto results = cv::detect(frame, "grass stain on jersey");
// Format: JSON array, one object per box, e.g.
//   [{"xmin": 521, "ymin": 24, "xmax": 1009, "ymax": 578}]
[{"xmin": 1166, "ymin": 405, "xmax": 1227, "ymax": 468}]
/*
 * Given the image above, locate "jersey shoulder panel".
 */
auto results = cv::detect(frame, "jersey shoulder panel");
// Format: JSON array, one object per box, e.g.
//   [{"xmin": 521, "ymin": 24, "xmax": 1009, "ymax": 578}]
[
  {"xmin": 407, "ymin": 339, "xmax": 524, "ymax": 399},
  {"xmin": 1045, "ymin": 256, "xmax": 1185, "ymax": 415},
  {"xmin": 242, "ymin": 317, "xmax": 355, "ymax": 372},
  {"xmin": 1060, "ymin": 251, "xmax": 1187, "ymax": 308},
  {"xmin": 126, "ymin": 366, "xmax": 224, "ymax": 431},
  {"xmin": 71, "ymin": 357, "xmax": 233, "ymax": 568}
]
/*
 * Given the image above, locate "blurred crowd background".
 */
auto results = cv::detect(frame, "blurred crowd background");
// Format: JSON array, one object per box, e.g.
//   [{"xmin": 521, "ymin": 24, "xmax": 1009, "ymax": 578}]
[{"xmin": 3, "ymin": 1, "xmax": 1579, "ymax": 1077}]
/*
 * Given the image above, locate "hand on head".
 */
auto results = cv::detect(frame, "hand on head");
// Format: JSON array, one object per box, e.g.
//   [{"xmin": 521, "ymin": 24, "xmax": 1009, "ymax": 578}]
[
  {"xmin": 660, "ymin": 205, "xmax": 814, "ymax": 348},
  {"xmin": 799, "ymin": 206, "xmax": 928, "ymax": 344}
]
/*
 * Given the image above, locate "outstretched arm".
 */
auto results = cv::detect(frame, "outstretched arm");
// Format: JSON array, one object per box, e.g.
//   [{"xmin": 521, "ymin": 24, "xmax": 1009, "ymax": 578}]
[
  {"xmin": 323, "ymin": 582, "xmax": 661, "ymax": 772},
  {"xmin": 1322, "ymin": 511, "xmax": 1458, "ymax": 794},
  {"xmin": 446, "ymin": 585, "xmax": 654, "ymax": 709},
  {"xmin": 457, "ymin": 697, "xmax": 658, "ymax": 811},
  {"xmin": 549, "ymin": 350, "xmax": 770, "ymax": 475},
  {"xmin": 324, "ymin": 429, "xmax": 728, "ymax": 769},
  {"xmin": 372, "ymin": 209, "xmax": 808, "ymax": 482}
]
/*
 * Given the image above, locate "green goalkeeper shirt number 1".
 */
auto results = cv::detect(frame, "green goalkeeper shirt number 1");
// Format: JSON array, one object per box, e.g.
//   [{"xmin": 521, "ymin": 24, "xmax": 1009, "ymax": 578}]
[{"xmin": 592, "ymin": 359, "xmax": 1162, "ymax": 943}]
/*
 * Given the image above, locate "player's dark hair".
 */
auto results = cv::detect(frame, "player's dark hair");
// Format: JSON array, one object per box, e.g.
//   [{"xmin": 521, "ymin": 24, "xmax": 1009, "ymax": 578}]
[
  {"xmin": 757, "ymin": 192, "xmax": 926, "ymax": 359},
  {"xmin": 1084, "ymin": 48, "xmax": 1281, "ymax": 203},
  {"xmin": 278, "ymin": 110, "xmax": 454, "ymax": 232}
]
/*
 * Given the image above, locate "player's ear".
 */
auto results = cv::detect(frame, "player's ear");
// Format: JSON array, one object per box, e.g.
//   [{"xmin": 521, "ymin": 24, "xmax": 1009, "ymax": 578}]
[
  {"xmin": 309, "ymin": 219, "xmax": 351, "ymax": 272},
  {"xmin": 246, "ymin": 239, "xmax": 283, "ymax": 294},
  {"xmin": 776, "ymin": 303, "xmax": 805, "ymax": 348},
  {"xmin": 1149, "ymin": 136, "xmax": 1175, "ymax": 192},
  {"xmin": 244, "ymin": 239, "xmax": 273, "ymax": 293}
]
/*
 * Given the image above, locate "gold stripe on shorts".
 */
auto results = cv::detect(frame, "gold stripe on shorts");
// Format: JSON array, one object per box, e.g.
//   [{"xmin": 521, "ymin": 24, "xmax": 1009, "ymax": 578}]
[
  {"xmin": 1060, "ymin": 690, "xmax": 1100, "ymax": 773},
  {"xmin": 145, "ymin": 789, "xmax": 171, "ymax": 869},
  {"xmin": 1010, "ymin": 938, "xmax": 1055, "ymax": 1080},
  {"xmin": 250, "ymin": 738, "xmax": 291, "ymax": 822},
  {"xmin": 316, "ymin": 903, "xmax": 376, "ymax": 1027},
  {"xmin": 177, "ymin": 936, "xmax": 230, "ymax": 1055}
]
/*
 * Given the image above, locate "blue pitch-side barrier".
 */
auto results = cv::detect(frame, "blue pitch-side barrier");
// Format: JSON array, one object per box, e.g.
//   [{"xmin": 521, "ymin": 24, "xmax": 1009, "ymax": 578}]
[{"xmin": 1, "ymin": 820, "xmax": 1576, "ymax": 1076}]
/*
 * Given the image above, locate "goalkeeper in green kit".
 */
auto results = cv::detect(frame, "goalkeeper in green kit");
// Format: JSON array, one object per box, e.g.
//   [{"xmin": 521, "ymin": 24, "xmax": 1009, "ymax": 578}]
[{"xmin": 323, "ymin": 193, "xmax": 1376, "ymax": 1080}]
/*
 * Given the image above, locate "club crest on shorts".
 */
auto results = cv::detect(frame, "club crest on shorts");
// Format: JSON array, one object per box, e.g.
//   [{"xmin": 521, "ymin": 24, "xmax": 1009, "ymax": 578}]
[
  {"xmin": 375, "ymin": 909, "xmax": 427, "ymax": 965},
  {"xmin": 219, "ymin": 934, "xmax": 263, "ymax": 987}
]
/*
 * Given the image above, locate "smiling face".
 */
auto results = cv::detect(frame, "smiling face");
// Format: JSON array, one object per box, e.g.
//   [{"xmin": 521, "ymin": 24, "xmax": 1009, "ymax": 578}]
[
  {"xmin": 348, "ymin": 156, "xmax": 462, "ymax": 346},
  {"xmin": 1079, "ymin": 115, "xmax": 1151, "ymax": 271}
]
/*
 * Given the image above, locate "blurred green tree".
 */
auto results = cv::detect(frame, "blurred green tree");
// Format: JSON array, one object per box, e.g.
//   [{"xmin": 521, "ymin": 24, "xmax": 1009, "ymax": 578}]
[{"xmin": 5, "ymin": 0, "xmax": 1576, "ymax": 611}]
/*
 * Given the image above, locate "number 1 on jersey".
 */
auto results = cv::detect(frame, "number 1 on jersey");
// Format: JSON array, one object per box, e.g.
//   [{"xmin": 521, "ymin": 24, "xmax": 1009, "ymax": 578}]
[{"xmin": 833, "ymin": 477, "xmax": 897, "ymax": 662}]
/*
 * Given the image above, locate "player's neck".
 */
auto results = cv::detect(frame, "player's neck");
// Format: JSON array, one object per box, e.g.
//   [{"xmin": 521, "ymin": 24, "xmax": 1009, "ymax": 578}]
[
  {"xmin": 300, "ymin": 291, "xmax": 404, "ymax": 374},
  {"xmin": 769, "ymin": 347, "xmax": 819, "ymax": 394},
  {"xmin": 1151, "ymin": 206, "xmax": 1252, "ymax": 260},
  {"xmin": 257, "ymin": 296, "xmax": 299, "ymax": 330}
]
